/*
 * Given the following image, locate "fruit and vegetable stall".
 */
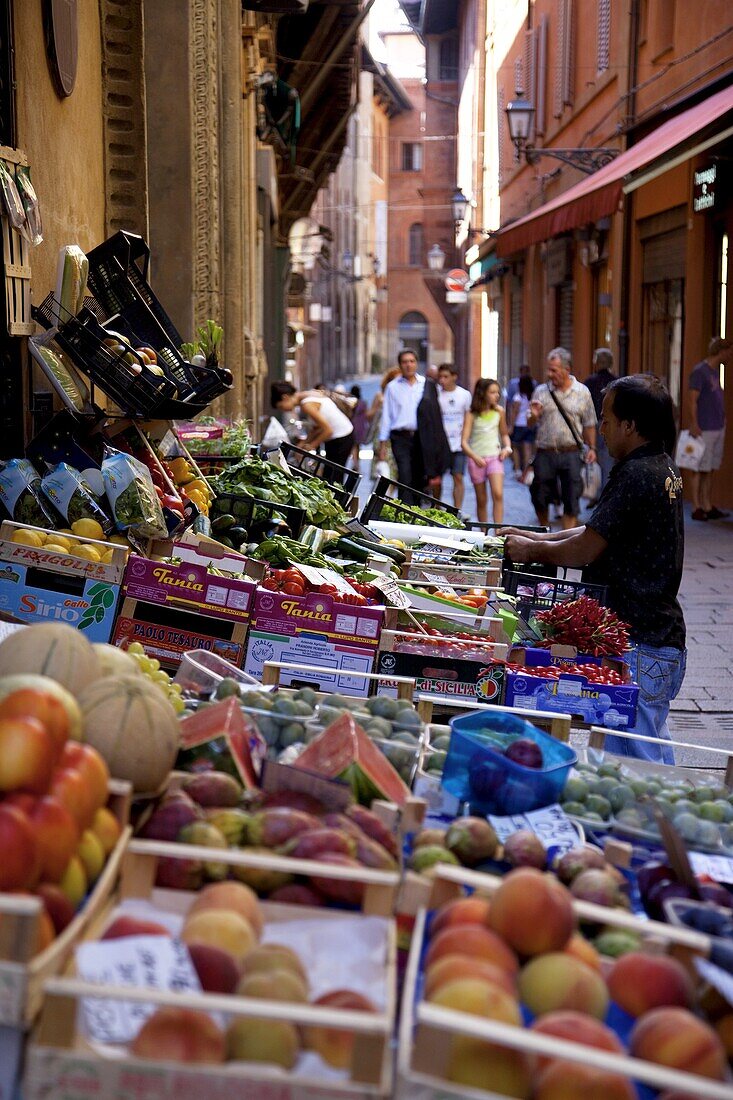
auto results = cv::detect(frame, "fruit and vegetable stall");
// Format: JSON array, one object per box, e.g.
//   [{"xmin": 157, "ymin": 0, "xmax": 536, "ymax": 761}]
[{"xmin": 3, "ymin": 234, "xmax": 733, "ymax": 1098}]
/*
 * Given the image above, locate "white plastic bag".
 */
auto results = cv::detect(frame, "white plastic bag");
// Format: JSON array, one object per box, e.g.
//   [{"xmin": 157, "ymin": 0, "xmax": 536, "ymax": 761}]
[
  {"xmin": 261, "ymin": 416, "xmax": 289, "ymax": 448},
  {"xmin": 374, "ymin": 460, "xmax": 391, "ymax": 479},
  {"xmin": 674, "ymin": 430, "xmax": 706, "ymax": 471},
  {"xmin": 581, "ymin": 460, "xmax": 602, "ymax": 503}
]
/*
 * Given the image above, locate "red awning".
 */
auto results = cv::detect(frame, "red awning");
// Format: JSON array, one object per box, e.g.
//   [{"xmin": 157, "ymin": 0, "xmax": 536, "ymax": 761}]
[{"xmin": 495, "ymin": 84, "xmax": 733, "ymax": 257}]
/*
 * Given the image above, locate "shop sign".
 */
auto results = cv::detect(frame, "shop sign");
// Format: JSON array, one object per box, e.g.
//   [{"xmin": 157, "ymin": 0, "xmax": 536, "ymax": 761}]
[{"xmin": 693, "ymin": 163, "xmax": 717, "ymax": 213}]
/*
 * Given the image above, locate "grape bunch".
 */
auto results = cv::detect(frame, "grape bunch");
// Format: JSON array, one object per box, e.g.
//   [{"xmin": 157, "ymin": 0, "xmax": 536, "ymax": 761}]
[{"xmin": 126, "ymin": 642, "xmax": 186, "ymax": 714}]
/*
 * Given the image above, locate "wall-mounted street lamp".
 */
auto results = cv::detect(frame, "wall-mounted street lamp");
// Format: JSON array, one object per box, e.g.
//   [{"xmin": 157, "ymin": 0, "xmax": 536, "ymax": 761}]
[
  {"xmin": 451, "ymin": 188, "xmax": 469, "ymax": 228},
  {"xmin": 427, "ymin": 243, "xmax": 446, "ymax": 271},
  {"xmin": 505, "ymin": 90, "xmax": 619, "ymax": 175}
]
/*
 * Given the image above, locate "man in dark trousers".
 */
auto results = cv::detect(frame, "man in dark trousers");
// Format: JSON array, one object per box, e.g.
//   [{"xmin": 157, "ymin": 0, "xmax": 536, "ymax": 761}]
[
  {"xmin": 584, "ymin": 348, "xmax": 616, "ymax": 490},
  {"xmin": 503, "ymin": 375, "xmax": 685, "ymax": 764},
  {"xmin": 377, "ymin": 348, "xmax": 426, "ymax": 502}
]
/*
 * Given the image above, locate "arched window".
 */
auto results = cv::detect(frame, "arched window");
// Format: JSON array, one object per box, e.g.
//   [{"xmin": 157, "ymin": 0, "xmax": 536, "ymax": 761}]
[
  {"xmin": 408, "ymin": 223, "xmax": 424, "ymax": 267},
  {"xmin": 398, "ymin": 311, "xmax": 429, "ymax": 372}
]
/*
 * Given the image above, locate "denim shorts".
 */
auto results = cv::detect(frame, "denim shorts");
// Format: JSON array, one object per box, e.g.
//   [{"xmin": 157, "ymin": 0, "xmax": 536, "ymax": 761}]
[
  {"xmin": 603, "ymin": 643, "xmax": 687, "ymax": 764},
  {"xmin": 448, "ymin": 451, "xmax": 466, "ymax": 475}
]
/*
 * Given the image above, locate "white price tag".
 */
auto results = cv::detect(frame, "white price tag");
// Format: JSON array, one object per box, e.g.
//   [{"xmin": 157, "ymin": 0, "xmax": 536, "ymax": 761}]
[
  {"xmin": 689, "ymin": 851, "xmax": 733, "ymax": 885},
  {"xmin": 296, "ymin": 563, "xmax": 354, "ymax": 596},
  {"xmin": 371, "ymin": 574, "xmax": 413, "ymax": 609},
  {"xmin": 489, "ymin": 803, "xmax": 582, "ymax": 859},
  {"xmin": 417, "ymin": 534, "xmax": 473, "ymax": 552},
  {"xmin": 76, "ymin": 936, "xmax": 201, "ymax": 1043},
  {"xmin": 420, "ymin": 571, "xmax": 459, "ymax": 598},
  {"xmin": 267, "ymin": 448, "xmax": 293, "ymax": 476}
]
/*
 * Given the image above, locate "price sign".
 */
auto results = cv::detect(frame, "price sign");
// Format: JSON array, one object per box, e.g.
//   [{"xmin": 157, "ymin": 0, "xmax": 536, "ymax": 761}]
[
  {"xmin": 411, "ymin": 544, "xmax": 458, "ymax": 563},
  {"xmin": 420, "ymin": 571, "xmax": 459, "ymax": 599},
  {"xmin": 371, "ymin": 574, "xmax": 413, "ymax": 609},
  {"xmin": 266, "ymin": 448, "xmax": 293, "ymax": 476},
  {"xmin": 489, "ymin": 803, "xmax": 582, "ymax": 860},
  {"xmin": 295, "ymin": 563, "xmax": 354, "ymax": 596},
  {"xmin": 418, "ymin": 534, "xmax": 474, "ymax": 551},
  {"xmin": 689, "ymin": 851, "xmax": 733, "ymax": 885}
]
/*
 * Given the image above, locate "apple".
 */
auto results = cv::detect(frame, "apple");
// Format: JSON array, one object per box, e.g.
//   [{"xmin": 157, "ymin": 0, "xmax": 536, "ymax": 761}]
[
  {"xmin": 50, "ymin": 768, "xmax": 95, "ymax": 830},
  {"xmin": 59, "ymin": 743, "xmax": 109, "ymax": 813},
  {"xmin": 0, "ymin": 804, "xmax": 40, "ymax": 890},
  {"xmin": 0, "ymin": 716, "xmax": 56, "ymax": 794},
  {"xmin": 136, "ymin": 346, "xmax": 158, "ymax": 364},
  {"xmin": 0, "ymin": 688, "xmax": 70, "ymax": 759},
  {"xmin": 29, "ymin": 795, "xmax": 80, "ymax": 882},
  {"xmin": 35, "ymin": 883, "xmax": 76, "ymax": 934}
]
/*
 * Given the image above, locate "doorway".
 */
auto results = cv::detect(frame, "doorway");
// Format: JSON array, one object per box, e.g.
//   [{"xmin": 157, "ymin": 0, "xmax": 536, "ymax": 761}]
[{"xmin": 398, "ymin": 311, "xmax": 429, "ymax": 371}]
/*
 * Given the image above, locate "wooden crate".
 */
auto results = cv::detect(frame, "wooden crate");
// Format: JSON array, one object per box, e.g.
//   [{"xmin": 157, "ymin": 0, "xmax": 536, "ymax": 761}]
[
  {"xmin": 25, "ymin": 897, "xmax": 397, "ymax": 1099},
  {"xmin": 588, "ymin": 725, "xmax": 733, "ymax": 786},
  {"xmin": 263, "ymin": 660, "xmax": 417, "ymax": 701},
  {"xmin": 0, "ymin": 780, "xmax": 132, "ymax": 1027},
  {"xmin": 398, "ymin": 889, "xmax": 733, "ymax": 1100},
  {"xmin": 415, "ymin": 696, "xmax": 573, "ymax": 741}
]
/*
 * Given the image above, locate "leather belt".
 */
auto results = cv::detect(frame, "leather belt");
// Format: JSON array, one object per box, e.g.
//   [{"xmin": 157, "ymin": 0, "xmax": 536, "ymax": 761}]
[
  {"xmin": 391, "ymin": 429, "xmax": 416, "ymax": 437},
  {"xmin": 537, "ymin": 444, "xmax": 580, "ymax": 454}
]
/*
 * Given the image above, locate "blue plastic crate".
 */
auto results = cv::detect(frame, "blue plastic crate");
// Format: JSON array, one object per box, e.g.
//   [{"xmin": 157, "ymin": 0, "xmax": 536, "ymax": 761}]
[{"xmin": 443, "ymin": 710, "xmax": 577, "ymax": 815}]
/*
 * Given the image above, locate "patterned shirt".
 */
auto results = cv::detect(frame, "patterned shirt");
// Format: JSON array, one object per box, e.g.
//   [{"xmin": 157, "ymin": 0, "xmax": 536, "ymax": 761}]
[
  {"xmin": 533, "ymin": 377, "xmax": 596, "ymax": 449},
  {"xmin": 585, "ymin": 443, "xmax": 686, "ymax": 649}
]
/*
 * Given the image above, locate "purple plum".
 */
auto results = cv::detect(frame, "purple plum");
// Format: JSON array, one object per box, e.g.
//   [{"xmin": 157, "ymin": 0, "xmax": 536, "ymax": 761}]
[{"xmin": 504, "ymin": 738, "xmax": 544, "ymax": 769}]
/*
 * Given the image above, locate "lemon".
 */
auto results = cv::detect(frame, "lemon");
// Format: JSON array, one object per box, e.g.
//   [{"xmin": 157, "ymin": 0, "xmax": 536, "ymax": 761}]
[
  {"xmin": 48, "ymin": 535, "xmax": 73, "ymax": 551},
  {"xmin": 100, "ymin": 549, "xmax": 116, "ymax": 564},
  {"xmin": 109, "ymin": 535, "xmax": 128, "ymax": 547},
  {"xmin": 71, "ymin": 518, "xmax": 105, "ymax": 541},
  {"xmin": 57, "ymin": 528, "xmax": 74, "ymax": 535},
  {"xmin": 45, "ymin": 542, "xmax": 73, "ymax": 553},
  {"xmin": 75, "ymin": 544, "xmax": 101, "ymax": 563},
  {"xmin": 11, "ymin": 529, "xmax": 44, "ymax": 547}
]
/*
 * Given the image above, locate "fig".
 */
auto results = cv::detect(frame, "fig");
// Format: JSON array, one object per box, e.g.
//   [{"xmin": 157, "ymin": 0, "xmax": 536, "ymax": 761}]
[
  {"xmin": 181, "ymin": 771, "xmax": 242, "ymax": 808},
  {"xmin": 503, "ymin": 829, "xmax": 547, "ymax": 869},
  {"xmin": 140, "ymin": 793, "xmax": 203, "ymax": 841},
  {"xmin": 570, "ymin": 868, "xmax": 624, "ymax": 908},
  {"xmin": 178, "ymin": 822, "xmax": 228, "ymax": 880},
  {"xmin": 282, "ymin": 828, "xmax": 356, "ymax": 861},
  {"xmin": 245, "ymin": 807, "xmax": 322, "ymax": 848},
  {"xmin": 445, "ymin": 817, "xmax": 499, "ymax": 866},
  {"xmin": 346, "ymin": 804, "xmax": 398, "ymax": 857},
  {"xmin": 555, "ymin": 845, "xmax": 607, "ymax": 885},
  {"xmin": 205, "ymin": 808, "xmax": 250, "ymax": 845}
]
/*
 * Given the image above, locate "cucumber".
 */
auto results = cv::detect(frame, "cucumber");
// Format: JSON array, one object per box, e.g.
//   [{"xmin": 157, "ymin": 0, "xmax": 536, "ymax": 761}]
[
  {"xmin": 333, "ymin": 537, "xmax": 373, "ymax": 563},
  {"xmin": 348, "ymin": 536, "xmax": 405, "ymax": 564},
  {"xmin": 211, "ymin": 513, "xmax": 236, "ymax": 532}
]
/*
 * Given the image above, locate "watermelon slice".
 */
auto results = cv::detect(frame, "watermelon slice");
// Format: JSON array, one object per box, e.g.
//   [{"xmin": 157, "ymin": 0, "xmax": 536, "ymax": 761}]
[
  {"xmin": 177, "ymin": 699, "xmax": 266, "ymax": 788},
  {"xmin": 293, "ymin": 713, "xmax": 410, "ymax": 806}
]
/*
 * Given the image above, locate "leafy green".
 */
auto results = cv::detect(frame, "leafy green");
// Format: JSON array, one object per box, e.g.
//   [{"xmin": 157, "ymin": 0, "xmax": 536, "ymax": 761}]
[
  {"xmin": 186, "ymin": 420, "xmax": 252, "ymax": 457},
  {"xmin": 379, "ymin": 501, "xmax": 464, "ymax": 529},
  {"xmin": 210, "ymin": 456, "xmax": 347, "ymax": 526}
]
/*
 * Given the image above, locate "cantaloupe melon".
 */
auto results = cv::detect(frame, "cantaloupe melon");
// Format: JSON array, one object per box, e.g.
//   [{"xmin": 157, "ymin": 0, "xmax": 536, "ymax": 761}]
[
  {"xmin": 0, "ymin": 674, "xmax": 83, "ymax": 739},
  {"xmin": 0, "ymin": 623, "xmax": 99, "ymax": 696},
  {"xmin": 92, "ymin": 643, "xmax": 141, "ymax": 679},
  {"xmin": 77, "ymin": 675, "xmax": 179, "ymax": 792}
]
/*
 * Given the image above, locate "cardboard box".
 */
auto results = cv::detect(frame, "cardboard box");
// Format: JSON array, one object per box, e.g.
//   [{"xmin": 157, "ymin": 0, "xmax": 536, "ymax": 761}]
[
  {"xmin": 504, "ymin": 645, "xmax": 639, "ymax": 729},
  {"xmin": 244, "ymin": 588, "xmax": 384, "ymax": 696},
  {"xmin": 404, "ymin": 561, "xmax": 501, "ymax": 587},
  {"xmin": 0, "ymin": 522, "xmax": 126, "ymax": 641},
  {"xmin": 376, "ymin": 631, "xmax": 506, "ymax": 705},
  {"xmin": 111, "ymin": 547, "xmax": 257, "ymax": 669}
]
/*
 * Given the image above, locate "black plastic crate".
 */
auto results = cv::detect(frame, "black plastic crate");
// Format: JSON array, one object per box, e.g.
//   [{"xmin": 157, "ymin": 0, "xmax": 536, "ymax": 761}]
[
  {"xmin": 209, "ymin": 491, "xmax": 305, "ymax": 541},
  {"xmin": 361, "ymin": 493, "xmax": 460, "ymax": 528},
  {"xmin": 279, "ymin": 443, "xmax": 360, "ymax": 497},
  {"xmin": 372, "ymin": 476, "xmax": 462, "ymax": 516},
  {"xmin": 503, "ymin": 569, "xmax": 608, "ymax": 614},
  {"xmin": 32, "ymin": 295, "xmax": 176, "ymax": 418},
  {"xmin": 466, "ymin": 521, "xmax": 548, "ymax": 534},
  {"xmin": 85, "ymin": 232, "xmax": 232, "ymax": 404}
]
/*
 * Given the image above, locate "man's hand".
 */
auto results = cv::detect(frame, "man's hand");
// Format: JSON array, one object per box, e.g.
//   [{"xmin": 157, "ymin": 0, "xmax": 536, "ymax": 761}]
[
  {"xmin": 689, "ymin": 424, "xmax": 702, "ymax": 438},
  {"xmin": 377, "ymin": 443, "xmax": 387, "ymax": 461},
  {"xmin": 530, "ymin": 399, "xmax": 543, "ymax": 419},
  {"xmin": 585, "ymin": 448, "xmax": 597, "ymax": 464},
  {"xmin": 504, "ymin": 534, "xmax": 539, "ymax": 563},
  {"xmin": 498, "ymin": 526, "xmax": 539, "ymax": 539}
]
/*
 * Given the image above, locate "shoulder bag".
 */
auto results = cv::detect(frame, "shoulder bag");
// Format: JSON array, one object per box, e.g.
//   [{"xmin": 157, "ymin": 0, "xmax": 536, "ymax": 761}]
[{"xmin": 547, "ymin": 387, "xmax": 601, "ymax": 503}]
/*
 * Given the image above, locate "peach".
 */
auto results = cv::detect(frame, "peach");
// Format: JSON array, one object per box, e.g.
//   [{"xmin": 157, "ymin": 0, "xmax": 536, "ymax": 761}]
[
  {"xmin": 446, "ymin": 1036, "xmax": 532, "ymax": 1096},
  {"xmin": 50, "ymin": 767, "xmax": 95, "ymax": 830},
  {"xmin": 607, "ymin": 952, "xmax": 693, "ymax": 1017},
  {"xmin": 488, "ymin": 868, "xmax": 575, "ymax": 957},
  {"xmin": 181, "ymin": 909, "xmax": 256, "ymax": 966},
  {"xmin": 188, "ymin": 943, "xmax": 241, "ymax": 994},
  {"xmin": 535, "ymin": 1061, "xmax": 636, "ymax": 1100},
  {"xmin": 531, "ymin": 1010, "xmax": 624, "ymax": 1074},
  {"xmin": 564, "ymin": 932, "xmax": 602, "ymax": 972},
  {"xmin": 131, "ymin": 1007, "xmax": 225, "ymax": 1063},
  {"xmin": 237, "ymin": 969, "xmax": 308, "ymax": 1002},
  {"xmin": 226, "ymin": 1016, "xmax": 299, "ymax": 1069},
  {"xmin": 102, "ymin": 915, "xmax": 171, "ymax": 940},
  {"xmin": 0, "ymin": 804, "xmax": 40, "ymax": 890},
  {"xmin": 425, "ymin": 923, "xmax": 519, "ymax": 976},
  {"xmin": 91, "ymin": 806, "xmax": 122, "ymax": 855},
  {"xmin": 303, "ymin": 989, "xmax": 376, "ymax": 1069},
  {"xmin": 431, "ymin": 895, "xmax": 492, "ymax": 935},
  {"xmin": 187, "ymin": 881, "xmax": 264, "ymax": 939},
  {"xmin": 519, "ymin": 953, "xmax": 609, "ymax": 1019},
  {"xmin": 630, "ymin": 1007, "xmax": 728, "ymax": 1080},
  {"xmin": 0, "ymin": 687, "xmax": 70, "ymax": 759},
  {"xmin": 425, "ymin": 954, "xmax": 516, "ymax": 999},
  {"xmin": 59, "ymin": 742, "xmax": 109, "ymax": 813},
  {"xmin": 429, "ymin": 977, "xmax": 522, "ymax": 1027},
  {"xmin": 238, "ymin": 943, "xmax": 308, "ymax": 986},
  {"xmin": 715, "ymin": 1013, "xmax": 733, "ymax": 1058},
  {"xmin": 0, "ymin": 716, "xmax": 55, "ymax": 795},
  {"xmin": 28, "ymin": 796, "xmax": 79, "ymax": 883}
]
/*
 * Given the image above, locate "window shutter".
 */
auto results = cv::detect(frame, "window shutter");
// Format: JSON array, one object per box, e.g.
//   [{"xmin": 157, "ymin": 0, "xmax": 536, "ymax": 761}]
[
  {"xmin": 597, "ymin": 0, "xmax": 611, "ymax": 73},
  {"xmin": 554, "ymin": 0, "xmax": 575, "ymax": 116},
  {"xmin": 536, "ymin": 16, "xmax": 548, "ymax": 136},
  {"xmin": 497, "ymin": 88, "xmax": 505, "ymax": 181},
  {"xmin": 524, "ymin": 27, "xmax": 537, "ymax": 142}
]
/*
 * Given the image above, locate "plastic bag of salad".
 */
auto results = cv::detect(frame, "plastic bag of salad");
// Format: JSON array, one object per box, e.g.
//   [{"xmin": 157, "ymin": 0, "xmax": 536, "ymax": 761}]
[
  {"xmin": 101, "ymin": 447, "xmax": 166, "ymax": 538},
  {"xmin": 0, "ymin": 459, "xmax": 58, "ymax": 528},
  {"xmin": 41, "ymin": 463, "xmax": 112, "ymax": 534}
]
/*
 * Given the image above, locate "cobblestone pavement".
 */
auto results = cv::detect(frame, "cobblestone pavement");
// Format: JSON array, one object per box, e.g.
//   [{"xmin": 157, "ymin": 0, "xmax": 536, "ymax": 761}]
[{"xmin": 355, "ymin": 452, "xmax": 733, "ymax": 771}]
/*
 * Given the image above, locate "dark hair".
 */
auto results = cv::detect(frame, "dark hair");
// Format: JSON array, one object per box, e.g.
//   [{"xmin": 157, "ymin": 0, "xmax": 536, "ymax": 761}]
[
  {"xmin": 398, "ymin": 348, "xmax": 417, "ymax": 365},
  {"xmin": 518, "ymin": 375, "xmax": 535, "ymax": 398},
  {"xmin": 438, "ymin": 362, "xmax": 458, "ymax": 376},
  {"xmin": 350, "ymin": 384, "xmax": 361, "ymax": 399},
  {"xmin": 271, "ymin": 380, "xmax": 296, "ymax": 408},
  {"xmin": 606, "ymin": 375, "xmax": 677, "ymax": 454},
  {"xmin": 709, "ymin": 336, "xmax": 733, "ymax": 358},
  {"xmin": 470, "ymin": 377, "xmax": 500, "ymax": 415}
]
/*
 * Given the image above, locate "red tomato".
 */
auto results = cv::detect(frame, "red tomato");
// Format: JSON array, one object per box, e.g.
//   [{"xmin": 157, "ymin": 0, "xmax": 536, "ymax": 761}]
[
  {"xmin": 283, "ymin": 568, "xmax": 305, "ymax": 585},
  {"xmin": 319, "ymin": 583, "xmax": 338, "ymax": 596},
  {"xmin": 282, "ymin": 582, "xmax": 305, "ymax": 596},
  {"xmin": 261, "ymin": 578, "xmax": 280, "ymax": 591}
]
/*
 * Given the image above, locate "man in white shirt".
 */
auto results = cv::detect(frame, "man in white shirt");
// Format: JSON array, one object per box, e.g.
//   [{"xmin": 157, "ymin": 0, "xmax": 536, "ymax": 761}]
[
  {"xmin": 437, "ymin": 363, "xmax": 472, "ymax": 508},
  {"xmin": 377, "ymin": 349, "xmax": 426, "ymax": 502}
]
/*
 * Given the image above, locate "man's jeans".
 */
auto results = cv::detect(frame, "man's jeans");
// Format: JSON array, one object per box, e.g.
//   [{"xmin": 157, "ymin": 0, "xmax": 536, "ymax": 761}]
[{"xmin": 603, "ymin": 643, "xmax": 687, "ymax": 765}]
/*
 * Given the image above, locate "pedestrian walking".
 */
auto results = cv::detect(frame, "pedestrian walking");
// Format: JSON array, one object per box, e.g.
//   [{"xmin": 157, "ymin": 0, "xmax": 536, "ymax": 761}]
[
  {"xmin": 687, "ymin": 336, "xmax": 733, "ymax": 521},
  {"xmin": 503, "ymin": 375, "xmax": 685, "ymax": 764},
  {"xmin": 506, "ymin": 365, "xmax": 535, "ymax": 476},
  {"xmin": 507, "ymin": 374, "xmax": 536, "ymax": 480},
  {"xmin": 377, "ymin": 349, "xmax": 426, "ymax": 502},
  {"xmin": 437, "ymin": 363, "xmax": 472, "ymax": 508},
  {"xmin": 527, "ymin": 347, "xmax": 597, "ymax": 529},
  {"xmin": 348, "ymin": 385, "xmax": 369, "ymax": 470},
  {"xmin": 418, "ymin": 376, "xmax": 451, "ymax": 498},
  {"xmin": 270, "ymin": 381, "xmax": 354, "ymax": 477},
  {"xmin": 368, "ymin": 367, "xmax": 400, "ymax": 481},
  {"xmin": 585, "ymin": 348, "xmax": 616, "ymax": 490},
  {"xmin": 461, "ymin": 378, "xmax": 512, "ymax": 524}
]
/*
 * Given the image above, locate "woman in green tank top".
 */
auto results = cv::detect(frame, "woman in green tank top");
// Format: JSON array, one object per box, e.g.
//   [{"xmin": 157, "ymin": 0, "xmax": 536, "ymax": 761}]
[{"xmin": 461, "ymin": 379, "xmax": 511, "ymax": 523}]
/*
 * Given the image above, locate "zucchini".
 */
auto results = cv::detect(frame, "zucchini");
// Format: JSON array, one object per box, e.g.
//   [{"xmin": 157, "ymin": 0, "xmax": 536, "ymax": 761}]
[
  {"xmin": 211, "ymin": 513, "xmax": 236, "ymax": 532},
  {"xmin": 347, "ymin": 534, "xmax": 406, "ymax": 564},
  {"xmin": 333, "ymin": 537, "xmax": 372, "ymax": 563}
]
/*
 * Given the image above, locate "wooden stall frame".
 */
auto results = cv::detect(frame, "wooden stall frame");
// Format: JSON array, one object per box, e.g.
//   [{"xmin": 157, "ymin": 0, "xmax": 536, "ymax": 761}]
[
  {"xmin": 263, "ymin": 660, "xmax": 417, "ymax": 702},
  {"xmin": 415, "ymin": 695, "xmax": 573, "ymax": 742}
]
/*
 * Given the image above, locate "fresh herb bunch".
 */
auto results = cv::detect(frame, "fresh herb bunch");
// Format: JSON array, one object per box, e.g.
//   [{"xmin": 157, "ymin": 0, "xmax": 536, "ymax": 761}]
[
  {"xmin": 380, "ymin": 501, "xmax": 464, "ymax": 529},
  {"xmin": 210, "ymin": 455, "xmax": 347, "ymax": 526},
  {"xmin": 535, "ymin": 595, "xmax": 630, "ymax": 656}
]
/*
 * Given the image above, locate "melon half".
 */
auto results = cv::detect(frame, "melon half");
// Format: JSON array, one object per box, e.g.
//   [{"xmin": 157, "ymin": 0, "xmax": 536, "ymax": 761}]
[{"xmin": 0, "ymin": 622, "xmax": 100, "ymax": 696}]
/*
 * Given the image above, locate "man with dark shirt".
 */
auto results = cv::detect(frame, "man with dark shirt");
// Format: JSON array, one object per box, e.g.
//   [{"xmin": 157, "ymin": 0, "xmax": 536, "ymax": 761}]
[
  {"xmin": 585, "ymin": 348, "xmax": 616, "ymax": 490},
  {"xmin": 687, "ymin": 337, "xmax": 732, "ymax": 521},
  {"xmin": 503, "ymin": 375, "xmax": 685, "ymax": 763}
]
